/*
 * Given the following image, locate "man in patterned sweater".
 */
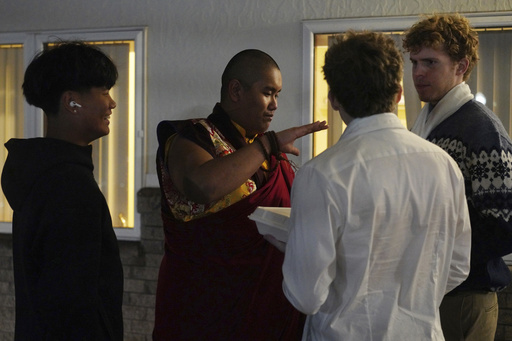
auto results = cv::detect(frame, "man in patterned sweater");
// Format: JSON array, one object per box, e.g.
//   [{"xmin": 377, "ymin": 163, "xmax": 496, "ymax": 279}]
[{"xmin": 404, "ymin": 13, "xmax": 512, "ymax": 341}]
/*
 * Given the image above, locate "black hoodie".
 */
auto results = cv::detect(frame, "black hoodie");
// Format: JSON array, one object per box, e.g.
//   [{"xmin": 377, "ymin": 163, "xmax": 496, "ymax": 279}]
[{"xmin": 2, "ymin": 138, "xmax": 123, "ymax": 340}]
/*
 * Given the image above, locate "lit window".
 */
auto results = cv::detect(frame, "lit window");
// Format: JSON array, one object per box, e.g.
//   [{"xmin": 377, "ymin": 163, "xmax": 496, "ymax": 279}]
[
  {"xmin": 0, "ymin": 28, "xmax": 146, "ymax": 240},
  {"xmin": 312, "ymin": 33, "xmax": 408, "ymax": 157},
  {"xmin": 0, "ymin": 43, "xmax": 24, "ymax": 224},
  {"xmin": 302, "ymin": 14, "xmax": 512, "ymax": 159}
]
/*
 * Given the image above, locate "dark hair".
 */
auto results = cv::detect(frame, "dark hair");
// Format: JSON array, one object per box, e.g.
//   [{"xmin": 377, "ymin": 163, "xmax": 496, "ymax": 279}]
[
  {"xmin": 402, "ymin": 13, "xmax": 479, "ymax": 81},
  {"xmin": 323, "ymin": 31, "xmax": 403, "ymax": 118},
  {"xmin": 220, "ymin": 49, "xmax": 280, "ymax": 101},
  {"xmin": 22, "ymin": 41, "xmax": 118, "ymax": 115}
]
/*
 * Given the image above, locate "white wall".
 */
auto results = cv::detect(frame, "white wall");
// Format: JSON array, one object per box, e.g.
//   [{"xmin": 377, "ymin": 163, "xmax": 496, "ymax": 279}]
[{"xmin": 1, "ymin": 0, "xmax": 511, "ymax": 184}]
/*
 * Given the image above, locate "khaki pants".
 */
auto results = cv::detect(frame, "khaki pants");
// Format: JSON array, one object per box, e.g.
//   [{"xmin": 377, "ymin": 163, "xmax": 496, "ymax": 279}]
[{"xmin": 439, "ymin": 290, "xmax": 498, "ymax": 341}]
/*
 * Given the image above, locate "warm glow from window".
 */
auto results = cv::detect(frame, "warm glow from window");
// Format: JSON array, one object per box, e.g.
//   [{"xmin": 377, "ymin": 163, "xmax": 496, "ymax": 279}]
[
  {"xmin": 313, "ymin": 32, "xmax": 409, "ymax": 156},
  {"xmin": 0, "ymin": 28, "xmax": 145, "ymax": 238},
  {"xmin": 113, "ymin": 46, "xmax": 137, "ymax": 228},
  {"xmin": 103, "ymin": 41, "xmax": 136, "ymax": 229},
  {"xmin": 312, "ymin": 27, "xmax": 512, "ymax": 157},
  {"xmin": 313, "ymin": 42, "xmax": 329, "ymax": 157},
  {"xmin": 0, "ymin": 44, "xmax": 24, "ymax": 223},
  {"xmin": 10, "ymin": 40, "xmax": 138, "ymax": 229}
]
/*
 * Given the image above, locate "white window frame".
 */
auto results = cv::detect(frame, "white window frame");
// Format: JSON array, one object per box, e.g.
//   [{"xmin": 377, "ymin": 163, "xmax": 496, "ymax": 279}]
[
  {"xmin": 301, "ymin": 11, "xmax": 512, "ymax": 163},
  {"xmin": 301, "ymin": 11, "xmax": 512, "ymax": 264},
  {"xmin": 0, "ymin": 27, "xmax": 147, "ymax": 241}
]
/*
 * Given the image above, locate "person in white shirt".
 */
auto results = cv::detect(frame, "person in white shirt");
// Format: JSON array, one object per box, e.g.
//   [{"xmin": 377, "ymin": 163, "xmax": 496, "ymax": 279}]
[{"xmin": 275, "ymin": 31, "xmax": 472, "ymax": 340}]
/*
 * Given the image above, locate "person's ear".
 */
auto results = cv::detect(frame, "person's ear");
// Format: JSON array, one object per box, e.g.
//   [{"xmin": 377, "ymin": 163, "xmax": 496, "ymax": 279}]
[
  {"xmin": 328, "ymin": 90, "xmax": 340, "ymax": 111},
  {"xmin": 396, "ymin": 84, "xmax": 403, "ymax": 104},
  {"xmin": 62, "ymin": 91, "xmax": 81, "ymax": 113},
  {"xmin": 228, "ymin": 79, "xmax": 244, "ymax": 102},
  {"xmin": 456, "ymin": 58, "xmax": 470, "ymax": 76}
]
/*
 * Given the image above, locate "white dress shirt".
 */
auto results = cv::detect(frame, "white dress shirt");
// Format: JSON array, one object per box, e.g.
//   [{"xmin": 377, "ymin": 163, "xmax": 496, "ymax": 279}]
[{"xmin": 283, "ymin": 113, "xmax": 471, "ymax": 341}]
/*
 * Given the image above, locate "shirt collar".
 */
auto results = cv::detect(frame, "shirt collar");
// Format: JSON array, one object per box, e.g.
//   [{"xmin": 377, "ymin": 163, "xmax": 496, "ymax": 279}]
[{"xmin": 341, "ymin": 113, "xmax": 405, "ymax": 140}]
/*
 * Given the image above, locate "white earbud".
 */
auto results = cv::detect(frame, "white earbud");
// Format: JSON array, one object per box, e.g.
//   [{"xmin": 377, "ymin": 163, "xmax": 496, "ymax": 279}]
[{"xmin": 69, "ymin": 101, "xmax": 82, "ymax": 108}]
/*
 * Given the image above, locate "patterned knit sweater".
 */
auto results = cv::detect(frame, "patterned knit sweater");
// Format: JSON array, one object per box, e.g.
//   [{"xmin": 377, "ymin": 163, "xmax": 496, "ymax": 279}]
[{"xmin": 427, "ymin": 99, "xmax": 512, "ymax": 292}]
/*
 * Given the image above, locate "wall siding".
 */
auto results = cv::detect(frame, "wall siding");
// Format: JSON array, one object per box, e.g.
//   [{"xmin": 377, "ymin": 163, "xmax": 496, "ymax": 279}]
[{"xmin": 1, "ymin": 1, "xmax": 510, "ymax": 174}]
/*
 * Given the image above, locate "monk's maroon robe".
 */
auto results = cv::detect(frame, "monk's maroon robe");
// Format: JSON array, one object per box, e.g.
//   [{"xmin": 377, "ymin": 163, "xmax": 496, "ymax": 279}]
[{"xmin": 153, "ymin": 106, "xmax": 305, "ymax": 340}]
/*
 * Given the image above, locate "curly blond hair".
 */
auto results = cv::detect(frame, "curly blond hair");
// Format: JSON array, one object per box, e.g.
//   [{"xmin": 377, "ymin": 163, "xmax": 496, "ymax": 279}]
[{"xmin": 402, "ymin": 13, "xmax": 479, "ymax": 81}]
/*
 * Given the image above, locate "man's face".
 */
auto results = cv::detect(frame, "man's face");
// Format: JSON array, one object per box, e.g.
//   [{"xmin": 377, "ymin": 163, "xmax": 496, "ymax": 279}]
[
  {"xmin": 410, "ymin": 46, "xmax": 464, "ymax": 106},
  {"xmin": 75, "ymin": 86, "xmax": 117, "ymax": 144},
  {"xmin": 236, "ymin": 67, "xmax": 282, "ymax": 137}
]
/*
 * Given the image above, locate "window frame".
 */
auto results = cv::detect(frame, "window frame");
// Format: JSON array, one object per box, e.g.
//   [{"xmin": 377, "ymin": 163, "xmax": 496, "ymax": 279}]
[
  {"xmin": 301, "ymin": 11, "xmax": 512, "ymax": 264},
  {"xmin": 0, "ymin": 27, "xmax": 147, "ymax": 241},
  {"xmin": 301, "ymin": 11, "xmax": 512, "ymax": 164}
]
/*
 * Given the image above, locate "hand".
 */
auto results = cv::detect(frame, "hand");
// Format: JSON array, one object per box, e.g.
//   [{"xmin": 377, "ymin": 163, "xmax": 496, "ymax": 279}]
[
  {"xmin": 264, "ymin": 234, "xmax": 286, "ymax": 253},
  {"xmin": 275, "ymin": 120, "xmax": 328, "ymax": 156}
]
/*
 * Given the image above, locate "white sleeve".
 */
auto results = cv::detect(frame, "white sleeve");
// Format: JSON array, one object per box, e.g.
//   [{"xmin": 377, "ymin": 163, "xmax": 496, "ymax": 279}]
[
  {"xmin": 282, "ymin": 164, "xmax": 341, "ymax": 314},
  {"xmin": 445, "ymin": 170, "xmax": 472, "ymax": 294}
]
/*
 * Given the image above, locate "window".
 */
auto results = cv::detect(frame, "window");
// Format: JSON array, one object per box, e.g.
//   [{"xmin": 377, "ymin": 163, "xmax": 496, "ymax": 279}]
[
  {"xmin": 311, "ymin": 33, "xmax": 408, "ymax": 157},
  {"xmin": 0, "ymin": 28, "xmax": 146, "ymax": 240},
  {"xmin": 301, "ymin": 12, "xmax": 512, "ymax": 162},
  {"xmin": 0, "ymin": 41, "xmax": 25, "ymax": 224},
  {"xmin": 302, "ymin": 12, "xmax": 512, "ymax": 263}
]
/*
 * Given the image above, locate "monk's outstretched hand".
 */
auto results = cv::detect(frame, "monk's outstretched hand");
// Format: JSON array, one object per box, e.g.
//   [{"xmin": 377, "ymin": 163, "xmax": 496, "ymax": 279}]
[{"xmin": 275, "ymin": 120, "xmax": 328, "ymax": 156}]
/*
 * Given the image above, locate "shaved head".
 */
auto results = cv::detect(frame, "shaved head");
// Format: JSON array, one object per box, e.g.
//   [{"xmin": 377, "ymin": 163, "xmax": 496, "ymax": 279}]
[{"xmin": 220, "ymin": 49, "xmax": 280, "ymax": 101}]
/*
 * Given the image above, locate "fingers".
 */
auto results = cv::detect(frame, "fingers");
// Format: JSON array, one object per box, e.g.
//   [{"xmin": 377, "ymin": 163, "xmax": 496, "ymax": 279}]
[
  {"xmin": 308, "ymin": 120, "xmax": 328, "ymax": 133},
  {"xmin": 274, "ymin": 121, "xmax": 328, "ymax": 155},
  {"xmin": 283, "ymin": 121, "xmax": 326, "ymax": 140},
  {"xmin": 297, "ymin": 120, "xmax": 328, "ymax": 138}
]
